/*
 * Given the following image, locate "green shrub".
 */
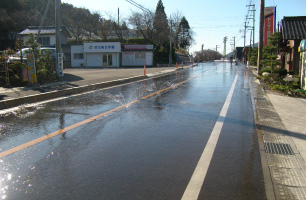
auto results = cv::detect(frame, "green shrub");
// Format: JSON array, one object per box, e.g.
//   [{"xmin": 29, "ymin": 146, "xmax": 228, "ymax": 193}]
[
  {"xmin": 288, "ymin": 70, "xmax": 294, "ymax": 75},
  {"xmin": 37, "ymin": 69, "xmax": 57, "ymax": 84},
  {"xmin": 274, "ymin": 68, "xmax": 287, "ymax": 78},
  {"xmin": 259, "ymin": 67, "xmax": 271, "ymax": 75}
]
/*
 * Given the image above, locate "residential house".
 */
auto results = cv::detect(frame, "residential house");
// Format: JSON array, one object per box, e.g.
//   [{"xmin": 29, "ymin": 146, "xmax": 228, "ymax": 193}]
[
  {"xmin": 19, "ymin": 26, "xmax": 72, "ymax": 66},
  {"xmin": 280, "ymin": 16, "xmax": 306, "ymax": 75},
  {"xmin": 20, "ymin": 26, "xmax": 71, "ymax": 47}
]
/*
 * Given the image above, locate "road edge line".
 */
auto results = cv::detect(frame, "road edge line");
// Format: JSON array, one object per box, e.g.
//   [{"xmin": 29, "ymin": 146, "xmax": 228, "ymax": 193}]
[{"xmin": 181, "ymin": 68, "xmax": 238, "ymax": 200}]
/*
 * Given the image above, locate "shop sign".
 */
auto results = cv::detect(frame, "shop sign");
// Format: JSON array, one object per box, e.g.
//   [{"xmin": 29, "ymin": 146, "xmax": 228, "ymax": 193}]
[
  {"xmin": 27, "ymin": 54, "xmax": 37, "ymax": 83},
  {"xmin": 22, "ymin": 65, "xmax": 28, "ymax": 81},
  {"xmin": 124, "ymin": 45, "xmax": 153, "ymax": 50},
  {"xmin": 89, "ymin": 45, "xmax": 115, "ymax": 50},
  {"xmin": 299, "ymin": 40, "xmax": 306, "ymax": 52},
  {"xmin": 264, "ymin": 7, "xmax": 276, "ymax": 46},
  {"xmin": 84, "ymin": 42, "xmax": 121, "ymax": 53},
  {"xmin": 57, "ymin": 53, "xmax": 64, "ymax": 76}
]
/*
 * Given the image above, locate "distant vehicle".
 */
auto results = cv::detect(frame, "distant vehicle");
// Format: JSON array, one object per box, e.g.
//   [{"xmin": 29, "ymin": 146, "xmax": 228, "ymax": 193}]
[{"xmin": 7, "ymin": 48, "xmax": 65, "ymax": 63}]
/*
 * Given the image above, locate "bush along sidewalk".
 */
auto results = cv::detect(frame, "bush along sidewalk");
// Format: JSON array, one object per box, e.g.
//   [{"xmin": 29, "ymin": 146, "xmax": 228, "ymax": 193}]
[
  {"xmin": 257, "ymin": 69, "xmax": 306, "ymax": 98},
  {"xmin": 1, "ymin": 34, "xmax": 58, "ymax": 87}
]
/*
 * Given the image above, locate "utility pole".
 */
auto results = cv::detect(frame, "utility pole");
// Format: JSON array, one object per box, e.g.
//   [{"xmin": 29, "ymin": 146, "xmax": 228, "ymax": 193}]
[
  {"xmin": 55, "ymin": 0, "xmax": 61, "ymax": 55},
  {"xmin": 230, "ymin": 37, "xmax": 236, "ymax": 50},
  {"xmin": 37, "ymin": 0, "xmax": 52, "ymax": 42},
  {"xmin": 230, "ymin": 37, "xmax": 236, "ymax": 59},
  {"xmin": 201, "ymin": 44, "xmax": 204, "ymax": 54},
  {"xmin": 216, "ymin": 45, "xmax": 220, "ymax": 52},
  {"xmin": 118, "ymin": 8, "xmax": 120, "ymax": 26},
  {"xmin": 55, "ymin": 0, "xmax": 62, "ymax": 78},
  {"xmin": 223, "ymin": 37, "xmax": 228, "ymax": 57},
  {"xmin": 258, "ymin": 0, "xmax": 265, "ymax": 71},
  {"xmin": 169, "ymin": 20, "xmax": 172, "ymax": 66},
  {"xmin": 246, "ymin": 4, "xmax": 256, "ymax": 47},
  {"xmin": 244, "ymin": 22, "xmax": 247, "ymax": 49}
]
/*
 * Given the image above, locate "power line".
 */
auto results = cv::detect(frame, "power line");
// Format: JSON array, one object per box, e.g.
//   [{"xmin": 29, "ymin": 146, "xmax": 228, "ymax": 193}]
[{"xmin": 125, "ymin": 0, "xmax": 151, "ymax": 13}]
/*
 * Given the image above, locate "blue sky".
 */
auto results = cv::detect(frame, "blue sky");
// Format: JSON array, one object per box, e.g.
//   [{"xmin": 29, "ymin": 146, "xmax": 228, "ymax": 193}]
[{"xmin": 61, "ymin": 0, "xmax": 306, "ymax": 54}]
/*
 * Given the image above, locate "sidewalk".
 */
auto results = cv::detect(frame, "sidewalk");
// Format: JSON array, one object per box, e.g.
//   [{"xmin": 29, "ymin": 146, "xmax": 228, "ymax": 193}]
[
  {"xmin": 0, "ymin": 66, "xmax": 185, "ymax": 110},
  {"xmin": 249, "ymin": 67, "xmax": 306, "ymax": 200}
]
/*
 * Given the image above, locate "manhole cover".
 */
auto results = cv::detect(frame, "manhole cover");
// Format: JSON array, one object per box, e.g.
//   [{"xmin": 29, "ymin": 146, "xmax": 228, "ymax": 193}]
[{"xmin": 264, "ymin": 142, "xmax": 294, "ymax": 155}]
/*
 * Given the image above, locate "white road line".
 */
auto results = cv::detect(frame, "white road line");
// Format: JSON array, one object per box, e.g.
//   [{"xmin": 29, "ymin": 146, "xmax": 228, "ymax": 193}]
[{"xmin": 181, "ymin": 69, "xmax": 239, "ymax": 200}]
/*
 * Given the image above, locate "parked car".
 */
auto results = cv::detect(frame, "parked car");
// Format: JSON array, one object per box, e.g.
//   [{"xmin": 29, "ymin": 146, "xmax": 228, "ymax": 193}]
[{"xmin": 7, "ymin": 48, "xmax": 65, "ymax": 63}]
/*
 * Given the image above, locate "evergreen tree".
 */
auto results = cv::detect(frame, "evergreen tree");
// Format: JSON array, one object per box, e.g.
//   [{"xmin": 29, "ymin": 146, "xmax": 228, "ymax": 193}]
[
  {"xmin": 249, "ymin": 47, "xmax": 258, "ymax": 66},
  {"xmin": 260, "ymin": 32, "xmax": 281, "ymax": 73},
  {"xmin": 177, "ymin": 17, "xmax": 191, "ymax": 49},
  {"xmin": 153, "ymin": 0, "xmax": 169, "ymax": 44}
]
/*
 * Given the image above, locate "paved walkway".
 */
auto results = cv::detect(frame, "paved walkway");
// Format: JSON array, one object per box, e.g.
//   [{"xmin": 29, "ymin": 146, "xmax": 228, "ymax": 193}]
[{"xmin": 249, "ymin": 67, "xmax": 306, "ymax": 200}]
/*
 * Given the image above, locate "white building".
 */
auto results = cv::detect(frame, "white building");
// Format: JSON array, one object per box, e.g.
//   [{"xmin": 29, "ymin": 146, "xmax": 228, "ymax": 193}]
[
  {"xmin": 122, "ymin": 45, "xmax": 153, "ymax": 67},
  {"xmin": 71, "ymin": 42, "xmax": 121, "ymax": 67}
]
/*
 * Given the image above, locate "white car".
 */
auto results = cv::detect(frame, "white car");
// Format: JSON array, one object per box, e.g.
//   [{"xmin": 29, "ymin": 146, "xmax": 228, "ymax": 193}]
[{"xmin": 7, "ymin": 48, "xmax": 65, "ymax": 63}]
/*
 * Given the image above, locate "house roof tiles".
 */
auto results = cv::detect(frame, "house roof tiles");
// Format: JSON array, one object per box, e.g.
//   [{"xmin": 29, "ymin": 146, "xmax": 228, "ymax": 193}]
[
  {"xmin": 282, "ymin": 16, "xmax": 306, "ymax": 40},
  {"xmin": 20, "ymin": 26, "xmax": 71, "ymax": 38}
]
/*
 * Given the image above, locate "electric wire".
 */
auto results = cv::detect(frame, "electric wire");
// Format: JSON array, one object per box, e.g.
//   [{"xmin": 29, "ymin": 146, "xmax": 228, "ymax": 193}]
[{"xmin": 125, "ymin": 0, "xmax": 151, "ymax": 13}]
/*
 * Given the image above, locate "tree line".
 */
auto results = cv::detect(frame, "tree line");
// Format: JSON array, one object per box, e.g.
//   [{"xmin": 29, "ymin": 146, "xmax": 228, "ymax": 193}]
[{"xmin": 0, "ymin": 0, "xmax": 194, "ymax": 56}]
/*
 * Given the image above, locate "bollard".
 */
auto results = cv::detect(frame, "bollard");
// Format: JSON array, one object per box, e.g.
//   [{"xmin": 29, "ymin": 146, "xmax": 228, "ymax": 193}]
[
  {"xmin": 176, "ymin": 62, "xmax": 178, "ymax": 69},
  {"xmin": 144, "ymin": 65, "xmax": 146, "ymax": 76}
]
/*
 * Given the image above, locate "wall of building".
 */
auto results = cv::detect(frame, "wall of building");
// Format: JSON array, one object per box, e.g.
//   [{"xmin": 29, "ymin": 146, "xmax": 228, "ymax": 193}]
[
  {"xmin": 71, "ymin": 45, "xmax": 85, "ymax": 67},
  {"xmin": 71, "ymin": 42, "xmax": 121, "ymax": 67},
  {"xmin": 122, "ymin": 51, "xmax": 153, "ymax": 66}
]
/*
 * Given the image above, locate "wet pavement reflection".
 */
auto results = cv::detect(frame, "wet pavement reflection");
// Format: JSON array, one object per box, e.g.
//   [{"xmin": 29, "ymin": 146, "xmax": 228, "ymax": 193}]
[{"xmin": 0, "ymin": 63, "xmax": 266, "ymax": 200}]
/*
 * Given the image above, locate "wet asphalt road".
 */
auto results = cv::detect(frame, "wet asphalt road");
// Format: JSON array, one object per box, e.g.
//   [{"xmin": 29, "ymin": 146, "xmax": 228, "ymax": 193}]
[{"xmin": 0, "ymin": 62, "xmax": 266, "ymax": 200}]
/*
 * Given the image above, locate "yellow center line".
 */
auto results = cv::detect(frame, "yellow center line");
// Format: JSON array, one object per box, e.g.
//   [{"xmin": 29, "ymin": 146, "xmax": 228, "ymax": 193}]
[{"xmin": 0, "ymin": 68, "xmax": 214, "ymax": 159}]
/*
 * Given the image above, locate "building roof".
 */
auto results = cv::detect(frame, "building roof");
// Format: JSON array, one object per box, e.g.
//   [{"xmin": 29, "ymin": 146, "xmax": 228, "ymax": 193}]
[
  {"xmin": 20, "ymin": 26, "xmax": 71, "ymax": 38},
  {"xmin": 282, "ymin": 16, "xmax": 306, "ymax": 40}
]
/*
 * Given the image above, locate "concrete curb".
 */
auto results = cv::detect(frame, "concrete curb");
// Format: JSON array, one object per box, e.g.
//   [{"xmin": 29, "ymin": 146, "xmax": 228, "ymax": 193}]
[
  {"xmin": 0, "ymin": 75, "xmax": 145, "ymax": 110},
  {"xmin": 0, "ymin": 67, "xmax": 186, "ymax": 110},
  {"xmin": 248, "ymin": 72, "xmax": 276, "ymax": 200}
]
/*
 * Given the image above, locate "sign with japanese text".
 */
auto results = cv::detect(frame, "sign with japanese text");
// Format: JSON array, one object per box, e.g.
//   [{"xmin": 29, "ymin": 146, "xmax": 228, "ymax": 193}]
[
  {"xmin": 22, "ymin": 66, "xmax": 28, "ymax": 81},
  {"xmin": 264, "ymin": 7, "xmax": 276, "ymax": 46},
  {"xmin": 27, "ymin": 54, "xmax": 37, "ymax": 83},
  {"xmin": 124, "ymin": 45, "xmax": 153, "ymax": 50},
  {"xmin": 57, "ymin": 53, "xmax": 64, "ymax": 76},
  {"xmin": 84, "ymin": 42, "xmax": 121, "ymax": 53}
]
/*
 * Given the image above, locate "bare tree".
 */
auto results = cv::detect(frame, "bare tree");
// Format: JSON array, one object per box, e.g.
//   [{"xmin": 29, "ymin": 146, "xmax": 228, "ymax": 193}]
[
  {"xmin": 84, "ymin": 12, "xmax": 100, "ymax": 41},
  {"xmin": 170, "ymin": 10, "xmax": 183, "ymax": 48},
  {"xmin": 62, "ymin": 5, "xmax": 87, "ymax": 42},
  {"xmin": 128, "ymin": 10, "xmax": 154, "ymax": 41},
  {"xmin": 97, "ymin": 18, "xmax": 112, "ymax": 41},
  {"xmin": 107, "ymin": 12, "xmax": 129, "ymax": 42}
]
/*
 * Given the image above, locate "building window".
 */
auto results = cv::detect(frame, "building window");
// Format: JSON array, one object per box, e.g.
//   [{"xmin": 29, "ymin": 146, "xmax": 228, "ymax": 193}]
[
  {"xmin": 38, "ymin": 37, "xmax": 50, "ymax": 46},
  {"xmin": 74, "ymin": 53, "xmax": 84, "ymax": 59}
]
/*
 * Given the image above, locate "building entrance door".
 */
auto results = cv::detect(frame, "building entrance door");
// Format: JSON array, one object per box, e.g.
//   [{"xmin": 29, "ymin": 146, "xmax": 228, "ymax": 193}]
[{"xmin": 103, "ymin": 54, "xmax": 113, "ymax": 66}]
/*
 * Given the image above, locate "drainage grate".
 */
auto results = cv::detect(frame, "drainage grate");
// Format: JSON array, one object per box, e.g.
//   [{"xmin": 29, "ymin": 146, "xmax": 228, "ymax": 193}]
[
  {"xmin": 254, "ymin": 97, "xmax": 267, "ymax": 101},
  {"xmin": 264, "ymin": 142, "xmax": 295, "ymax": 155}
]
